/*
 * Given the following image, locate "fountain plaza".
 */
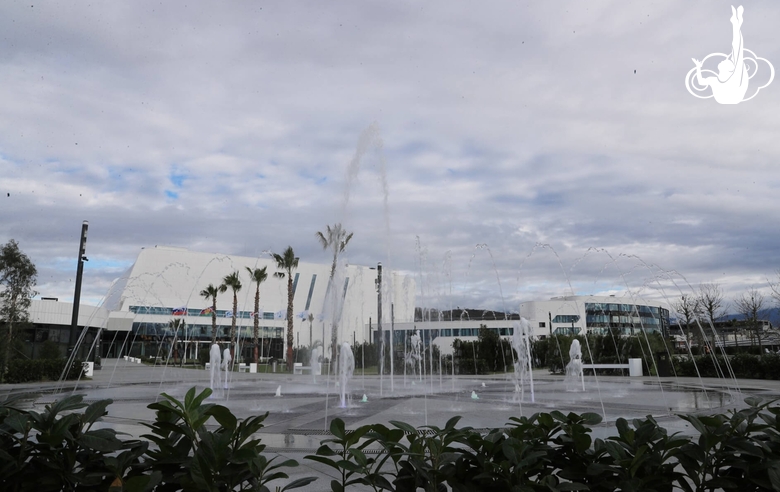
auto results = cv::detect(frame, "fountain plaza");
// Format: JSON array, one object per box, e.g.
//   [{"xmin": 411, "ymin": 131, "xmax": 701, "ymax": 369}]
[{"xmin": 3, "ymin": 354, "xmax": 778, "ymax": 491}]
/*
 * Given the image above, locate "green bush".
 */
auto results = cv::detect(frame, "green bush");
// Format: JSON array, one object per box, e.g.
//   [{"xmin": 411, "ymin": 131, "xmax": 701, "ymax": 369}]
[
  {"xmin": 675, "ymin": 353, "xmax": 780, "ymax": 381},
  {"xmin": 3, "ymin": 358, "xmax": 84, "ymax": 383},
  {"xmin": 5, "ymin": 387, "xmax": 780, "ymax": 491},
  {"xmin": 38, "ymin": 340, "xmax": 62, "ymax": 360},
  {"xmin": 308, "ymin": 397, "xmax": 780, "ymax": 491}
]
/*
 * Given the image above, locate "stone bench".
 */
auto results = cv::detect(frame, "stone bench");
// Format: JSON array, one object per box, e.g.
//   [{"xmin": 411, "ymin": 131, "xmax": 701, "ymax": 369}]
[
  {"xmin": 294, "ymin": 363, "xmax": 321, "ymax": 375},
  {"xmin": 582, "ymin": 359, "xmax": 643, "ymax": 377}
]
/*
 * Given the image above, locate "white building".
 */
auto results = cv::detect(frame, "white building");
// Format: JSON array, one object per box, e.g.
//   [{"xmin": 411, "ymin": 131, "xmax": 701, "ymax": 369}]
[
  {"xmin": 519, "ymin": 295, "xmax": 670, "ymax": 338},
  {"xmin": 383, "ymin": 296, "xmax": 671, "ymax": 357},
  {"xmin": 26, "ymin": 246, "xmax": 415, "ymax": 362}
]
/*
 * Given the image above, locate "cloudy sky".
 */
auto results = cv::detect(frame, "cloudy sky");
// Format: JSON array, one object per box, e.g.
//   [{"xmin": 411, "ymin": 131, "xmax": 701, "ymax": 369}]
[{"xmin": 1, "ymin": 1, "xmax": 779, "ymax": 316}]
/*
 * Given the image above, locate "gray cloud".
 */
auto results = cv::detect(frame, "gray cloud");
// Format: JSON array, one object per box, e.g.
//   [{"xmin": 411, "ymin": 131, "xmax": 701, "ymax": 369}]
[{"xmin": 1, "ymin": 0, "xmax": 779, "ymax": 314}]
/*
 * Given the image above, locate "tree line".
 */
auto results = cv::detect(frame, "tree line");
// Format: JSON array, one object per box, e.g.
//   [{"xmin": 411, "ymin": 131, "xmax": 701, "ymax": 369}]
[{"xmin": 672, "ymin": 280, "xmax": 780, "ymax": 354}]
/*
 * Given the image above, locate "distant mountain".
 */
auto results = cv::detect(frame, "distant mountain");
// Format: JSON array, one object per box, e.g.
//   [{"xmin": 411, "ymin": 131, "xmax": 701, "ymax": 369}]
[{"xmin": 719, "ymin": 307, "xmax": 780, "ymax": 328}]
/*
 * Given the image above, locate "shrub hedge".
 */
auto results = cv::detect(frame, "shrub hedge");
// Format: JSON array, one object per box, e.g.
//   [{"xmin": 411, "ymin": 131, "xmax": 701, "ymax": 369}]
[
  {"xmin": 3, "ymin": 387, "xmax": 780, "ymax": 491},
  {"xmin": 675, "ymin": 353, "xmax": 780, "ymax": 380},
  {"xmin": 3, "ymin": 358, "xmax": 84, "ymax": 384}
]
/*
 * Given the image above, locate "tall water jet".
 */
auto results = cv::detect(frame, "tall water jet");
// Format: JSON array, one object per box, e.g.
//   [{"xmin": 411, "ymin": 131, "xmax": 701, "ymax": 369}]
[
  {"xmin": 406, "ymin": 330, "xmax": 423, "ymax": 381},
  {"xmin": 209, "ymin": 343, "xmax": 222, "ymax": 395},
  {"xmin": 565, "ymin": 339, "xmax": 585, "ymax": 392},
  {"xmin": 322, "ymin": 123, "xmax": 396, "ymax": 392},
  {"xmin": 310, "ymin": 346, "xmax": 321, "ymax": 383},
  {"xmin": 339, "ymin": 342, "xmax": 355, "ymax": 408},
  {"xmin": 222, "ymin": 346, "xmax": 232, "ymax": 389},
  {"xmin": 510, "ymin": 318, "xmax": 535, "ymax": 403}
]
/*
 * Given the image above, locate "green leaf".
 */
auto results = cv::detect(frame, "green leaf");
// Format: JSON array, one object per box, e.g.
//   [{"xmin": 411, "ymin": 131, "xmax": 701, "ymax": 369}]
[
  {"xmin": 207, "ymin": 405, "xmax": 237, "ymax": 430},
  {"xmin": 348, "ymin": 448, "xmax": 369, "ymax": 467},
  {"xmin": 191, "ymin": 387, "xmax": 213, "ymax": 409},
  {"xmin": 557, "ymin": 482, "xmax": 589, "ymax": 490},
  {"xmin": 280, "ymin": 476, "xmax": 318, "ymax": 491},
  {"xmin": 82, "ymin": 399, "xmax": 112, "ymax": 425},
  {"xmin": 329, "ymin": 418, "xmax": 346, "ymax": 439},
  {"xmin": 3, "ymin": 412, "xmax": 29, "ymax": 434},
  {"xmin": 305, "ymin": 455, "xmax": 339, "ymax": 470},
  {"xmin": 444, "ymin": 415, "xmax": 462, "ymax": 430},
  {"xmin": 744, "ymin": 396, "xmax": 763, "ymax": 408},
  {"xmin": 768, "ymin": 463, "xmax": 780, "ymax": 491},
  {"xmin": 80, "ymin": 430, "xmax": 124, "ymax": 453},
  {"xmin": 124, "ymin": 472, "xmax": 162, "ymax": 492},
  {"xmin": 390, "ymin": 420, "xmax": 417, "ymax": 434},
  {"xmin": 580, "ymin": 412, "xmax": 602, "ymax": 426}
]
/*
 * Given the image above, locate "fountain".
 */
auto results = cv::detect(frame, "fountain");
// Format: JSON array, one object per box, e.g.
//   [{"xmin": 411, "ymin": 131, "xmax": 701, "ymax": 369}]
[
  {"xmin": 209, "ymin": 343, "xmax": 221, "ymax": 394},
  {"xmin": 41, "ymin": 150, "xmax": 748, "ymax": 463},
  {"xmin": 310, "ymin": 347, "xmax": 321, "ymax": 383},
  {"xmin": 510, "ymin": 318, "xmax": 535, "ymax": 403},
  {"xmin": 221, "ymin": 346, "xmax": 232, "ymax": 389},
  {"xmin": 338, "ymin": 342, "xmax": 355, "ymax": 408},
  {"xmin": 565, "ymin": 339, "xmax": 585, "ymax": 392},
  {"xmin": 406, "ymin": 330, "xmax": 423, "ymax": 381}
]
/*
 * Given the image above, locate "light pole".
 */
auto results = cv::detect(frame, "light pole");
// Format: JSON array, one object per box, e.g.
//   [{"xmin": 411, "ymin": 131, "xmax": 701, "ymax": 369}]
[
  {"xmin": 376, "ymin": 262, "xmax": 383, "ymax": 373},
  {"xmin": 68, "ymin": 221, "xmax": 89, "ymax": 357}
]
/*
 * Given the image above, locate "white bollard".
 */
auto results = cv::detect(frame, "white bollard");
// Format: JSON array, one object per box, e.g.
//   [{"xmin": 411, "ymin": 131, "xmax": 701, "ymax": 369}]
[
  {"xmin": 628, "ymin": 358, "xmax": 643, "ymax": 377},
  {"xmin": 250, "ymin": 363, "xmax": 257, "ymax": 373}
]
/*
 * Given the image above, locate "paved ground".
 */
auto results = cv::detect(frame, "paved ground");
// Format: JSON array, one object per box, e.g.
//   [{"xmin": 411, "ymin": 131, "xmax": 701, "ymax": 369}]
[{"xmin": 3, "ymin": 358, "xmax": 780, "ymax": 491}]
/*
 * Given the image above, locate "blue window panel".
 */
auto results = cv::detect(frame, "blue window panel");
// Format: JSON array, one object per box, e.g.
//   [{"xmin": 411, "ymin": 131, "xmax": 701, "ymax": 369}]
[{"xmin": 305, "ymin": 274, "xmax": 317, "ymax": 310}]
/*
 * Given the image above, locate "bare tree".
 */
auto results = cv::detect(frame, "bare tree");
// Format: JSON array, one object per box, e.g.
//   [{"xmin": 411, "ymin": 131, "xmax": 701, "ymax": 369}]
[
  {"xmin": 697, "ymin": 283, "xmax": 727, "ymax": 351},
  {"xmin": 734, "ymin": 287, "xmax": 767, "ymax": 354},
  {"xmin": 770, "ymin": 269, "xmax": 780, "ymax": 307},
  {"xmin": 671, "ymin": 294, "xmax": 701, "ymax": 348}
]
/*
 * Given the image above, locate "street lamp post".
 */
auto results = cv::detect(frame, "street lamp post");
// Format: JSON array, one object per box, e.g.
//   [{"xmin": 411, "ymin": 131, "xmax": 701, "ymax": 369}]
[
  {"xmin": 68, "ymin": 221, "xmax": 89, "ymax": 357},
  {"xmin": 376, "ymin": 262, "xmax": 383, "ymax": 373}
]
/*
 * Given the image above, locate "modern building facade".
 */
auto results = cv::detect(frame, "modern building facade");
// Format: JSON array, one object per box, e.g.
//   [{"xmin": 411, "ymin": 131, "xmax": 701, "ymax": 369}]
[
  {"xmin": 24, "ymin": 246, "xmax": 416, "ymax": 363},
  {"xmin": 519, "ymin": 295, "xmax": 670, "ymax": 339}
]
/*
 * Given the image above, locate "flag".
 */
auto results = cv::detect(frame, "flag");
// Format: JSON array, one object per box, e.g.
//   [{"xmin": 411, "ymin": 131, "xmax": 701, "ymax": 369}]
[
  {"xmin": 199, "ymin": 307, "xmax": 214, "ymax": 316},
  {"xmin": 224, "ymin": 310, "xmax": 233, "ymax": 318},
  {"xmin": 297, "ymin": 310, "xmax": 309, "ymax": 320},
  {"xmin": 274, "ymin": 310, "xmax": 286, "ymax": 320},
  {"xmin": 317, "ymin": 313, "xmax": 325, "ymax": 322},
  {"xmin": 172, "ymin": 306, "xmax": 187, "ymax": 316}
]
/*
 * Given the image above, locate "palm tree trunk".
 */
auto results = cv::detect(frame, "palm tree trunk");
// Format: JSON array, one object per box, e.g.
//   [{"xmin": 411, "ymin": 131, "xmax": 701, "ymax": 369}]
[
  {"xmin": 287, "ymin": 275, "xmax": 294, "ymax": 371},
  {"xmin": 231, "ymin": 293, "xmax": 237, "ymax": 360},
  {"xmin": 210, "ymin": 299, "xmax": 217, "ymax": 345},
  {"xmin": 330, "ymin": 257, "xmax": 338, "ymax": 363},
  {"xmin": 254, "ymin": 288, "xmax": 260, "ymax": 364}
]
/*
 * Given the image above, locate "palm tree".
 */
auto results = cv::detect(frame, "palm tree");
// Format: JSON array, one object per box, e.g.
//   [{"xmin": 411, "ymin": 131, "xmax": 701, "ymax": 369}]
[
  {"xmin": 316, "ymin": 223, "xmax": 353, "ymax": 361},
  {"xmin": 200, "ymin": 283, "xmax": 226, "ymax": 345},
  {"xmin": 308, "ymin": 312, "xmax": 315, "ymax": 347},
  {"xmin": 245, "ymin": 266, "xmax": 268, "ymax": 364},
  {"xmin": 273, "ymin": 246, "xmax": 299, "ymax": 371},
  {"xmin": 222, "ymin": 271, "xmax": 242, "ymax": 359}
]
